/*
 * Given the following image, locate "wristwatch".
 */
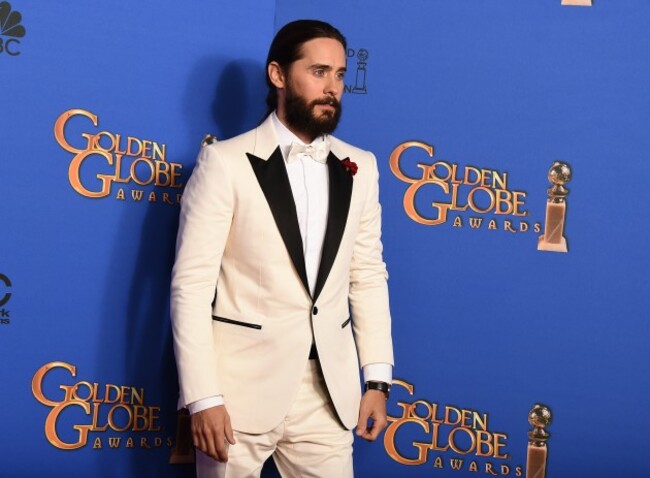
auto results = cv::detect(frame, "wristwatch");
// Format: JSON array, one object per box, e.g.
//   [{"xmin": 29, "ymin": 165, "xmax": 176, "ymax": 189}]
[{"xmin": 365, "ymin": 381, "xmax": 390, "ymax": 399}]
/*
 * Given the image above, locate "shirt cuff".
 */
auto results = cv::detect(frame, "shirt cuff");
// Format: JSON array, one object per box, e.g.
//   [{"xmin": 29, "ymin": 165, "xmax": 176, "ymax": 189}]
[
  {"xmin": 363, "ymin": 363, "xmax": 393, "ymax": 384},
  {"xmin": 187, "ymin": 395, "xmax": 224, "ymax": 415}
]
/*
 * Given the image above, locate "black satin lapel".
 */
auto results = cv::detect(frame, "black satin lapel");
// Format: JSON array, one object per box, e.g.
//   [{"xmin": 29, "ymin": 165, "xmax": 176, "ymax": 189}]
[
  {"xmin": 313, "ymin": 151, "xmax": 353, "ymax": 302},
  {"xmin": 247, "ymin": 147, "xmax": 310, "ymax": 296}
]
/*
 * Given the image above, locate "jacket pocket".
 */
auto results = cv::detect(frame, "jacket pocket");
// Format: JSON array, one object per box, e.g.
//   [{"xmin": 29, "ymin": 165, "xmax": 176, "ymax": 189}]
[
  {"xmin": 212, "ymin": 316, "xmax": 262, "ymax": 330},
  {"xmin": 341, "ymin": 317, "xmax": 352, "ymax": 329}
]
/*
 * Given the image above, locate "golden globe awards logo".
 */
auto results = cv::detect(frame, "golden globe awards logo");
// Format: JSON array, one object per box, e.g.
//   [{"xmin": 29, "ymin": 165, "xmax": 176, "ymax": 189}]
[
  {"xmin": 54, "ymin": 109, "xmax": 184, "ymax": 204},
  {"xmin": 32, "ymin": 361, "xmax": 173, "ymax": 450},
  {"xmin": 390, "ymin": 141, "xmax": 541, "ymax": 234},
  {"xmin": 345, "ymin": 47, "xmax": 369, "ymax": 94},
  {"xmin": 385, "ymin": 380, "xmax": 523, "ymax": 476}
]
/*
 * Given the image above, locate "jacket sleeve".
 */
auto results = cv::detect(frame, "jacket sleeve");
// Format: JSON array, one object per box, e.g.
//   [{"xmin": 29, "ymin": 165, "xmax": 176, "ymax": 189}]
[
  {"xmin": 348, "ymin": 152, "xmax": 394, "ymax": 368},
  {"xmin": 171, "ymin": 144, "xmax": 233, "ymax": 407}
]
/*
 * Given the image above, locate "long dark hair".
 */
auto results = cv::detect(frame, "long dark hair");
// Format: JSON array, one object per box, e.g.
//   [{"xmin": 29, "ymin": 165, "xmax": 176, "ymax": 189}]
[{"xmin": 264, "ymin": 20, "xmax": 347, "ymax": 118}]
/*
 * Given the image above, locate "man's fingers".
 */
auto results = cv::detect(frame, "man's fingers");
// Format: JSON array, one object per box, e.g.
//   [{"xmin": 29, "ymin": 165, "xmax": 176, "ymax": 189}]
[
  {"xmin": 359, "ymin": 424, "xmax": 375, "ymax": 441},
  {"xmin": 194, "ymin": 419, "xmax": 221, "ymax": 461},
  {"xmin": 191, "ymin": 406, "xmax": 232, "ymax": 462},
  {"xmin": 366, "ymin": 416, "xmax": 387, "ymax": 441},
  {"xmin": 196, "ymin": 426, "xmax": 227, "ymax": 462},
  {"xmin": 356, "ymin": 409, "xmax": 369, "ymax": 436},
  {"xmin": 205, "ymin": 432, "xmax": 221, "ymax": 462},
  {"xmin": 358, "ymin": 420, "xmax": 376, "ymax": 441},
  {"xmin": 192, "ymin": 428, "xmax": 204, "ymax": 453},
  {"xmin": 225, "ymin": 415, "xmax": 236, "ymax": 445},
  {"xmin": 357, "ymin": 390, "xmax": 389, "ymax": 441},
  {"xmin": 214, "ymin": 432, "xmax": 228, "ymax": 462}
]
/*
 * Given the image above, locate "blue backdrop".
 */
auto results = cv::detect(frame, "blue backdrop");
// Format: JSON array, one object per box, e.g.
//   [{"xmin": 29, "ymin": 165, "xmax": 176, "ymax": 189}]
[{"xmin": 1, "ymin": 1, "xmax": 648, "ymax": 477}]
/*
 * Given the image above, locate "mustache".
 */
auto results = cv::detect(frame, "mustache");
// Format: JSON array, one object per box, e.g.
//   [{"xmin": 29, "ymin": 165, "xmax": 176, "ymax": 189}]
[{"xmin": 311, "ymin": 97, "xmax": 340, "ymax": 109}]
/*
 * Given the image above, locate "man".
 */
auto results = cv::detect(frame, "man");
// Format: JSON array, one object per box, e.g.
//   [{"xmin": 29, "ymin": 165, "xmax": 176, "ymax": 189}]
[{"xmin": 171, "ymin": 19, "xmax": 393, "ymax": 477}]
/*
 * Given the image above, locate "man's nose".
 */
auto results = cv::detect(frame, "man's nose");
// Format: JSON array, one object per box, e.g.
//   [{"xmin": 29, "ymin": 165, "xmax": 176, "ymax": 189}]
[{"xmin": 324, "ymin": 74, "xmax": 340, "ymax": 97}]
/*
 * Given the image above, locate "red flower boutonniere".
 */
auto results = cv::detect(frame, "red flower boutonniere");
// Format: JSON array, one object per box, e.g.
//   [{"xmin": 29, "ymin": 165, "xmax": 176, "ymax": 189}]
[{"xmin": 341, "ymin": 158, "xmax": 358, "ymax": 176}]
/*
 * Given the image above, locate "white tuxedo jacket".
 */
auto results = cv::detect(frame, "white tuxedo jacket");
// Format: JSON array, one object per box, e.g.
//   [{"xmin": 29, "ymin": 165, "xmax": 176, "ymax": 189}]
[{"xmin": 171, "ymin": 115, "xmax": 393, "ymax": 433}]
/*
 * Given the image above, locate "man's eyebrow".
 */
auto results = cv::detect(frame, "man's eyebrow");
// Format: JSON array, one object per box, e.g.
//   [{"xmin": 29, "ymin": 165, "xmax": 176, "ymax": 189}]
[
  {"xmin": 309, "ymin": 64, "xmax": 347, "ymax": 72},
  {"xmin": 309, "ymin": 64, "xmax": 333, "ymax": 70}
]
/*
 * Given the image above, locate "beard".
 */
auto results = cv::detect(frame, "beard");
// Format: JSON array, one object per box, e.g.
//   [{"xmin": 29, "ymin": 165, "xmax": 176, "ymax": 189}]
[{"xmin": 283, "ymin": 82, "xmax": 342, "ymax": 141}]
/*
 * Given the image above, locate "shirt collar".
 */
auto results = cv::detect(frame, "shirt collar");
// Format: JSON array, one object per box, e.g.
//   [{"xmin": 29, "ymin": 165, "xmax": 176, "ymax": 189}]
[{"xmin": 271, "ymin": 111, "xmax": 327, "ymax": 162}]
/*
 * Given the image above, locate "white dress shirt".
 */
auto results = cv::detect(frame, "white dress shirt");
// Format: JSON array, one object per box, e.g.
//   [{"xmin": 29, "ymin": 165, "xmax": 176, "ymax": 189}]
[{"xmin": 188, "ymin": 112, "xmax": 391, "ymax": 414}]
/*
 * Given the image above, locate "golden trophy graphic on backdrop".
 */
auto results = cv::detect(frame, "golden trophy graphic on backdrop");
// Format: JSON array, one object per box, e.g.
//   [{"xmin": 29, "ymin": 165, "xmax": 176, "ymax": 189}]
[
  {"xmin": 169, "ymin": 409, "xmax": 194, "ymax": 464},
  {"xmin": 538, "ymin": 162, "xmax": 571, "ymax": 253},
  {"xmin": 561, "ymin": 0, "xmax": 592, "ymax": 6},
  {"xmin": 526, "ymin": 404, "xmax": 552, "ymax": 478},
  {"xmin": 352, "ymin": 49, "xmax": 368, "ymax": 94}
]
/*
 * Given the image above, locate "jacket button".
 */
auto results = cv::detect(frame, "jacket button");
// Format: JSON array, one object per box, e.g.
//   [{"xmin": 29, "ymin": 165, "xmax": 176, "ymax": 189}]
[{"xmin": 313, "ymin": 306, "xmax": 319, "ymax": 315}]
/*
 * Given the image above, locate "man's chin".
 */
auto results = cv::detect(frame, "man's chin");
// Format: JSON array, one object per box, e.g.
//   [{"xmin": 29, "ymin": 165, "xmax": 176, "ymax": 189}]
[
  {"xmin": 312, "ymin": 108, "xmax": 335, "ymax": 119},
  {"xmin": 313, "ymin": 119, "xmax": 338, "ymax": 136},
  {"xmin": 314, "ymin": 111, "xmax": 334, "ymax": 125},
  {"xmin": 313, "ymin": 110, "xmax": 340, "ymax": 127}
]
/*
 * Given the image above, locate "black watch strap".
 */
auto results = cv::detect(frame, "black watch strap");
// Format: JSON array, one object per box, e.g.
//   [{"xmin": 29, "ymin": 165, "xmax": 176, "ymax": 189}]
[{"xmin": 365, "ymin": 381, "xmax": 390, "ymax": 399}]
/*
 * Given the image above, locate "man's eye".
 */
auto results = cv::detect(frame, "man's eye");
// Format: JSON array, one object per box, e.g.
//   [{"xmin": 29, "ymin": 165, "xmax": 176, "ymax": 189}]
[
  {"xmin": 314, "ymin": 69, "xmax": 325, "ymax": 77},
  {"xmin": 336, "ymin": 72, "xmax": 345, "ymax": 80}
]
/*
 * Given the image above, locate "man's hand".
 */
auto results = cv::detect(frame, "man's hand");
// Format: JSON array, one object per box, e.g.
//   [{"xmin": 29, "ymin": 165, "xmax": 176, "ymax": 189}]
[
  {"xmin": 356, "ymin": 390, "xmax": 388, "ymax": 441},
  {"xmin": 191, "ymin": 405, "xmax": 236, "ymax": 462}
]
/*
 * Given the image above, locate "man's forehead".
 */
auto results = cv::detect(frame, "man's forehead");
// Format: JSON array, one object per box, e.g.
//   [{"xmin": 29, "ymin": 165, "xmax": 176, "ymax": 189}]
[{"xmin": 296, "ymin": 38, "xmax": 346, "ymax": 67}]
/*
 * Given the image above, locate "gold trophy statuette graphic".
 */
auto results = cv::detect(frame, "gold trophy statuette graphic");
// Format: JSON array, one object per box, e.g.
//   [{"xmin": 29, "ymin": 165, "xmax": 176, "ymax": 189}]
[
  {"xmin": 352, "ymin": 49, "xmax": 368, "ymax": 94},
  {"xmin": 169, "ymin": 409, "xmax": 194, "ymax": 464},
  {"xmin": 201, "ymin": 134, "xmax": 218, "ymax": 147},
  {"xmin": 526, "ymin": 404, "xmax": 552, "ymax": 478},
  {"xmin": 561, "ymin": 0, "xmax": 592, "ymax": 6},
  {"xmin": 538, "ymin": 162, "xmax": 571, "ymax": 253}
]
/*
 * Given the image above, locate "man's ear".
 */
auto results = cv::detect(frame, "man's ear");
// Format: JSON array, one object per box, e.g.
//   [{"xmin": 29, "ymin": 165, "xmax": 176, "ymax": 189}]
[{"xmin": 268, "ymin": 61, "xmax": 286, "ymax": 89}]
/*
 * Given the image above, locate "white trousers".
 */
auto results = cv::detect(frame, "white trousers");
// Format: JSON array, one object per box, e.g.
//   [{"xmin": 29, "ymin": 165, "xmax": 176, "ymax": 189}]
[{"xmin": 196, "ymin": 360, "xmax": 354, "ymax": 478}]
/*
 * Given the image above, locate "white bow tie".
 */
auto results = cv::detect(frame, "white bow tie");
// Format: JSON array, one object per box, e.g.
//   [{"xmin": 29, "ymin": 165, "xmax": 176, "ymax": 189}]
[{"xmin": 287, "ymin": 139, "xmax": 330, "ymax": 164}]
